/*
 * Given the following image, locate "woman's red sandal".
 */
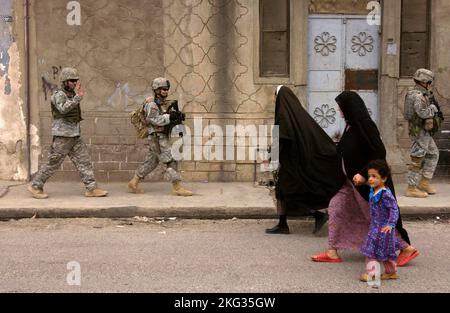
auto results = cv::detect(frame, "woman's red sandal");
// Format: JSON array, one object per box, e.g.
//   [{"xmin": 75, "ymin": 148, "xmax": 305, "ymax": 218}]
[{"xmin": 311, "ymin": 252, "xmax": 343, "ymax": 263}]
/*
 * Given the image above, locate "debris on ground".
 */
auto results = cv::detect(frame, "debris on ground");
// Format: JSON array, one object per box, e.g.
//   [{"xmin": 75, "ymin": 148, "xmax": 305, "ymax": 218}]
[{"xmin": 134, "ymin": 216, "xmax": 151, "ymax": 222}]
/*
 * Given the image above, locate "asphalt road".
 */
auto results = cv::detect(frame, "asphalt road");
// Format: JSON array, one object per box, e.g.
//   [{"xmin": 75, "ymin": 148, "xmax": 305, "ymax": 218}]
[{"xmin": 0, "ymin": 217, "xmax": 449, "ymax": 293}]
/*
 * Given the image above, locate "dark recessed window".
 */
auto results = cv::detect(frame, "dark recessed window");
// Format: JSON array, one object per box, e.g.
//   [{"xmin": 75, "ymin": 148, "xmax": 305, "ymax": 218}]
[
  {"xmin": 260, "ymin": 0, "xmax": 290, "ymax": 77},
  {"xmin": 400, "ymin": 0, "xmax": 430, "ymax": 77}
]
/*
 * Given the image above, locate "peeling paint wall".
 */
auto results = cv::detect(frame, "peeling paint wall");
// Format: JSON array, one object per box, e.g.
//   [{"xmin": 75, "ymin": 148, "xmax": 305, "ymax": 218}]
[{"xmin": 0, "ymin": 0, "xmax": 27, "ymax": 180}]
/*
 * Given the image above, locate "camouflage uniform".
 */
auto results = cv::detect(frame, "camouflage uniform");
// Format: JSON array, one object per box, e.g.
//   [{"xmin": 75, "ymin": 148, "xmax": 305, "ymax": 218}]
[
  {"xmin": 32, "ymin": 83, "xmax": 97, "ymax": 192},
  {"xmin": 135, "ymin": 97, "xmax": 181, "ymax": 183},
  {"xmin": 405, "ymin": 85, "xmax": 439, "ymax": 187}
]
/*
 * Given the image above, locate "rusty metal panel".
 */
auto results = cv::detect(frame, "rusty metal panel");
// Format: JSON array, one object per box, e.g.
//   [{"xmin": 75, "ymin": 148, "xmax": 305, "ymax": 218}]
[{"xmin": 345, "ymin": 69, "xmax": 379, "ymax": 91}]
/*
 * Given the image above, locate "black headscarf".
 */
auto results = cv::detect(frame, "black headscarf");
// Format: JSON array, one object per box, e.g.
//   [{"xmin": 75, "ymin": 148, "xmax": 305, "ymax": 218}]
[
  {"xmin": 274, "ymin": 86, "xmax": 346, "ymax": 215},
  {"xmin": 335, "ymin": 91, "xmax": 380, "ymax": 151}
]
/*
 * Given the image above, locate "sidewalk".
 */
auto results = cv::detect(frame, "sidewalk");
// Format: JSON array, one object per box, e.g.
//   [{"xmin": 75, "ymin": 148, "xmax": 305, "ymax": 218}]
[{"xmin": 1, "ymin": 181, "xmax": 449, "ymax": 219}]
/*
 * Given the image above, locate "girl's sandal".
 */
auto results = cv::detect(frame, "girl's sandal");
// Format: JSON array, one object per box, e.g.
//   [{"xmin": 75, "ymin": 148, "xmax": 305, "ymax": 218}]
[{"xmin": 381, "ymin": 273, "xmax": 400, "ymax": 280}]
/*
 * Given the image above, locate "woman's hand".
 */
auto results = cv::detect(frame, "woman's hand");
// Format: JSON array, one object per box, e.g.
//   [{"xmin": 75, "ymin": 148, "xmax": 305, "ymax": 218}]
[
  {"xmin": 381, "ymin": 226, "xmax": 393, "ymax": 234},
  {"xmin": 352, "ymin": 174, "xmax": 367, "ymax": 186}
]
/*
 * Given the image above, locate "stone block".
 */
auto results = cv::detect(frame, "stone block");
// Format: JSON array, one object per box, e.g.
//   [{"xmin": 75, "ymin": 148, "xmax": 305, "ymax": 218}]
[
  {"xmin": 94, "ymin": 162, "xmax": 120, "ymax": 171},
  {"xmin": 208, "ymin": 172, "xmax": 236, "ymax": 182},
  {"xmin": 99, "ymin": 146, "xmax": 127, "ymax": 162},
  {"xmin": 126, "ymin": 145, "xmax": 148, "ymax": 163},
  {"xmin": 181, "ymin": 171, "xmax": 209, "ymax": 182},
  {"xmin": 108, "ymin": 171, "xmax": 135, "ymax": 182},
  {"xmin": 236, "ymin": 164, "xmax": 255, "ymax": 182}
]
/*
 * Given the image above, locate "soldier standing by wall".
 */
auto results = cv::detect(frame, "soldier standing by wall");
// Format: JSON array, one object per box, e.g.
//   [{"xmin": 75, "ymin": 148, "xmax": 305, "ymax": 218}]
[
  {"xmin": 404, "ymin": 69, "xmax": 443, "ymax": 198},
  {"xmin": 127, "ymin": 77, "xmax": 193, "ymax": 196},
  {"xmin": 28, "ymin": 68, "xmax": 108, "ymax": 199}
]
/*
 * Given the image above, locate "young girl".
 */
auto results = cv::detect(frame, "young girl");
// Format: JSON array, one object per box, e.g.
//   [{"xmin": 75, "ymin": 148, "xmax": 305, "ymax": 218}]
[{"xmin": 360, "ymin": 160, "xmax": 401, "ymax": 282}]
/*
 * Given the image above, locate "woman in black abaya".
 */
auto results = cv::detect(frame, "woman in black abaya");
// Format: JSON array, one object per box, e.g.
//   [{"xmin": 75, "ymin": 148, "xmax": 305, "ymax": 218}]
[
  {"xmin": 311, "ymin": 91, "xmax": 419, "ymax": 266},
  {"xmin": 265, "ymin": 86, "xmax": 346, "ymax": 234}
]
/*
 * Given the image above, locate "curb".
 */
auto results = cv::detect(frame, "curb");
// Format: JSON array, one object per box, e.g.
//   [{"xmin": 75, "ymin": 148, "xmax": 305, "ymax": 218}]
[{"xmin": 1, "ymin": 206, "xmax": 449, "ymax": 220}]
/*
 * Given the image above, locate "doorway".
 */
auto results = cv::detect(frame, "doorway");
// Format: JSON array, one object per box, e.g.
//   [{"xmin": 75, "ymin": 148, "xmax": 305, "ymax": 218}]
[{"xmin": 307, "ymin": 15, "xmax": 380, "ymax": 140}]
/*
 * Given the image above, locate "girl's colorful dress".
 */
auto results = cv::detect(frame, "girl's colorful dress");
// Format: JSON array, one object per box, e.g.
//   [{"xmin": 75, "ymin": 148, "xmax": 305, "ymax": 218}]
[{"xmin": 360, "ymin": 187, "xmax": 401, "ymax": 261}]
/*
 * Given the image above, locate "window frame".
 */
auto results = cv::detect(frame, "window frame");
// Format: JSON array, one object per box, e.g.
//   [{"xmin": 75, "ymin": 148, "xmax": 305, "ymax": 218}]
[
  {"xmin": 259, "ymin": 0, "xmax": 291, "ymax": 78},
  {"xmin": 253, "ymin": 0, "xmax": 308, "ymax": 85}
]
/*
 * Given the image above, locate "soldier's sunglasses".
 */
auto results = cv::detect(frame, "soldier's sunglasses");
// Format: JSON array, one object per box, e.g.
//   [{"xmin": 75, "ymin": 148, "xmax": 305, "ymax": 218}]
[
  {"xmin": 161, "ymin": 88, "xmax": 169, "ymax": 91},
  {"xmin": 68, "ymin": 79, "xmax": 79, "ymax": 83}
]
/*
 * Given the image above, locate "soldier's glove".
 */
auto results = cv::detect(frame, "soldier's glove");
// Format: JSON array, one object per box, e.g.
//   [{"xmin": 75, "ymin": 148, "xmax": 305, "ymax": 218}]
[
  {"xmin": 430, "ymin": 104, "xmax": 438, "ymax": 113},
  {"xmin": 437, "ymin": 111, "xmax": 445, "ymax": 121}
]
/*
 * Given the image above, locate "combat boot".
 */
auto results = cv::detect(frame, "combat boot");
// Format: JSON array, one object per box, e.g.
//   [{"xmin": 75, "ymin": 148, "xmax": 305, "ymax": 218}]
[
  {"xmin": 128, "ymin": 175, "xmax": 144, "ymax": 194},
  {"xmin": 85, "ymin": 188, "xmax": 108, "ymax": 197},
  {"xmin": 405, "ymin": 185, "xmax": 428, "ymax": 198},
  {"xmin": 172, "ymin": 181, "xmax": 193, "ymax": 197},
  {"xmin": 27, "ymin": 185, "xmax": 49, "ymax": 199},
  {"xmin": 418, "ymin": 178, "xmax": 436, "ymax": 195}
]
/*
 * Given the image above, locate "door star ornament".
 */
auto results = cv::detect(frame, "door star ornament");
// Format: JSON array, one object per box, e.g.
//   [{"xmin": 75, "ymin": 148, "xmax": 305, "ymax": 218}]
[
  {"xmin": 351, "ymin": 32, "xmax": 374, "ymax": 56},
  {"xmin": 313, "ymin": 104, "xmax": 337, "ymax": 128},
  {"xmin": 314, "ymin": 32, "xmax": 337, "ymax": 56}
]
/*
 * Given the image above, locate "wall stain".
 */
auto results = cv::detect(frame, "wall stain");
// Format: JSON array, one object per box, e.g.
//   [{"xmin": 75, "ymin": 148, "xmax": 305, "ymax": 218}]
[
  {"xmin": 52, "ymin": 65, "xmax": 62, "ymax": 80},
  {"xmin": 41, "ymin": 76, "xmax": 58, "ymax": 101}
]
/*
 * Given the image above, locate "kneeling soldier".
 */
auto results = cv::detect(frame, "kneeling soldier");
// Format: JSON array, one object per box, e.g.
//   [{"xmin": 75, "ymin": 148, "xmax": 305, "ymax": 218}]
[{"xmin": 28, "ymin": 68, "xmax": 108, "ymax": 199}]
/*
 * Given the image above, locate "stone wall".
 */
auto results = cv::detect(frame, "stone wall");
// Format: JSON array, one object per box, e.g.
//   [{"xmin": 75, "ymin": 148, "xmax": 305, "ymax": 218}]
[
  {"xmin": 31, "ymin": 0, "xmax": 275, "ymax": 183},
  {"xmin": 161, "ymin": 0, "xmax": 275, "ymax": 182},
  {"xmin": 33, "ymin": 0, "xmax": 167, "ymax": 182}
]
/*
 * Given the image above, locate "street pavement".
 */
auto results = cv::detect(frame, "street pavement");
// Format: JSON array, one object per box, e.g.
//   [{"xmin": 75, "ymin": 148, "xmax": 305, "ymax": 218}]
[
  {"xmin": 0, "ymin": 218, "xmax": 449, "ymax": 293},
  {"xmin": 1, "ymin": 181, "xmax": 449, "ymax": 219}
]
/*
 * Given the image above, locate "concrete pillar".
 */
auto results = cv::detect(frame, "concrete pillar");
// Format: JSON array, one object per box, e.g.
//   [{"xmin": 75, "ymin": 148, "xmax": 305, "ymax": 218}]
[{"xmin": 379, "ymin": 0, "xmax": 407, "ymax": 180}]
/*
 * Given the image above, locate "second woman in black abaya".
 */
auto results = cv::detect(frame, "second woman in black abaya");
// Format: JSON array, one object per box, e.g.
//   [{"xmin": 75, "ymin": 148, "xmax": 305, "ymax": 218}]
[{"xmin": 311, "ymin": 91, "xmax": 419, "ymax": 266}]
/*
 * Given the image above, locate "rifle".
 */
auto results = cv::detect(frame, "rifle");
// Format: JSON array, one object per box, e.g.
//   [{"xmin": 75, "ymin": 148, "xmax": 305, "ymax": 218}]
[
  {"xmin": 430, "ymin": 92, "xmax": 444, "ymax": 121},
  {"xmin": 165, "ymin": 100, "xmax": 186, "ymax": 137},
  {"xmin": 428, "ymin": 92, "xmax": 444, "ymax": 136}
]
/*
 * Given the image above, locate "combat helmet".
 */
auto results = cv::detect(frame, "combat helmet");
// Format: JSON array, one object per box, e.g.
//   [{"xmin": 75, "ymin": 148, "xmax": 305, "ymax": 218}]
[
  {"xmin": 413, "ymin": 68, "xmax": 434, "ymax": 84},
  {"xmin": 152, "ymin": 77, "xmax": 170, "ymax": 91},
  {"xmin": 59, "ymin": 67, "xmax": 80, "ymax": 82}
]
